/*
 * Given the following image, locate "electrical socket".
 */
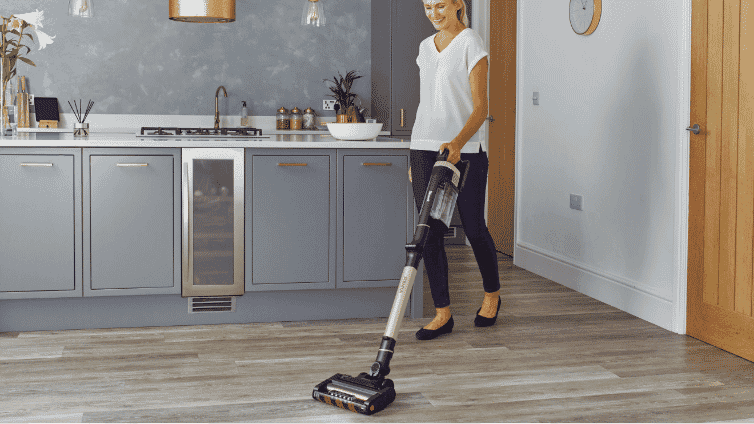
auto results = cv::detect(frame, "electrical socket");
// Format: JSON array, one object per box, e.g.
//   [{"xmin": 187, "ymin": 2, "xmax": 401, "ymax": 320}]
[
  {"xmin": 570, "ymin": 194, "xmax": 583, "ymax": 211},
  {"xmin": 323, "ymin": 99, "xmax": 336, "ymax": 111},
  {"xmin": 29, "ymin": 95, "xmax": 34, "ymax": 106}
]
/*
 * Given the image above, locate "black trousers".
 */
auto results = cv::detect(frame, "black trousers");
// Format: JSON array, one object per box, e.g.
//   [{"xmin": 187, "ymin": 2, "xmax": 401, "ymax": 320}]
[{"xmin": 410, "ymin": 145, "xmax": 501, "ymax": 308}]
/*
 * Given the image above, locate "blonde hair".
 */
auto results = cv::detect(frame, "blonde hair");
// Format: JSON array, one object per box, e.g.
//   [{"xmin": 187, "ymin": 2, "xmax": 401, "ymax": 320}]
[
  {"xmin": 422, "ymin": 0, "xmax": 470, "ymax": 28},
  {"xmin": 455, "ymin": 0, "xmax": 470, "ymax": 28}
]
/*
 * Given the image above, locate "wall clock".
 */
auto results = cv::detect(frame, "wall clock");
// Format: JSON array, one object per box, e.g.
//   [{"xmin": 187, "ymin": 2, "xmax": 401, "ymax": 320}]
[{"xmin": 569, "ymin": 0, "xmax": 602, "ymax": 35}]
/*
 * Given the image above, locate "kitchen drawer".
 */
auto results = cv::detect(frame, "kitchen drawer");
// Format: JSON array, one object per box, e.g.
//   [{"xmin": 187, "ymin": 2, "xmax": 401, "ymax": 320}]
[
  {"xmin": 341, "ymin": 154, "xmax": 408, "ymax": 286},
  {"xmin": 336, "ymin": 149, "xmax": 414, "ymax": 290},
  {"xmin": 246, "ymin": 150, "xmax": 336, "ymax": 290},
  {"xmin": 83, "ymin": 148, "xmax": 181, "ymax": 296},
  {"xmin": 0, "ymin": 150, "xmax": 83, "ymax": 299}
]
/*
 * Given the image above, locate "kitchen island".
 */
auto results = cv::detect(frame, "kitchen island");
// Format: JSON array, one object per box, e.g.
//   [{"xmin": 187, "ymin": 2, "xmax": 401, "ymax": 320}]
[{"xmin": 0, "ymin": 132, "xmax": 425, "ymax": 333}]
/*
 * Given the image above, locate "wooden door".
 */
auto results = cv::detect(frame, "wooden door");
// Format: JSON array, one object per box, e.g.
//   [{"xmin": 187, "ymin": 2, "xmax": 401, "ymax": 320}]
[
  {"xmin": 687, "ymin": 0, "xmax": 754, "ymax": 362},
  {"xmin": 487, "ymin": 0, "xmax": 517, "ymax": 256}
]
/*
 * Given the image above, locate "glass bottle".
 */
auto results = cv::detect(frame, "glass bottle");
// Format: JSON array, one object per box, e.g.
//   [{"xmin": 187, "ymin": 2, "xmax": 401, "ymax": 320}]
[
  {"xmin": 276, "ymin": 107, "xmax": 290, "ymax": 130},
  {"xmin": 303, "ymin": 107, "xmax": 316, "ymax": 130},
  {"xmin": 240, "ymin": 101, "xmax": 249, "ymax": 127},
  {"xmin": 290, "ymin": 107, "xmax": 303, "ymax": 130}
]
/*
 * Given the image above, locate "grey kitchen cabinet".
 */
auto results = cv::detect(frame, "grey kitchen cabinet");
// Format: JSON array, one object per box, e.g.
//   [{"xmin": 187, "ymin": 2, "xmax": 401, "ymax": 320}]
[
  {"xmin": 245, "ymin": 149, "xmax": 336, "ymax": 291},
  {"xmin": 371, "ymin": 0, "xmax": 438, "ymax": 136},
  {"xmin": 337, "ymin": 150, "xmax": 413, "ymax": 289},
  {"xmin": 0, "ymin": 148, "xmax": 83, "ymax": 299},
  {"xmin": 83, "ymin": 148, "xmax": 181, "ymax": 296}
]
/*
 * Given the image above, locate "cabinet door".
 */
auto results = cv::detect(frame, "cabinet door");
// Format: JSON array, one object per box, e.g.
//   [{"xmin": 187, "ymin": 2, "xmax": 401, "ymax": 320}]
[
  {"xmin": 248, "ymin": 154, "xmax": 334, "ymax": 290},
  {"xmin": 87, "ymin": 154, "xmax": 177, "ymax": 294},
  {"xmin": 371, "ymin": 0, "xmax": 392, "ymax": 132},
  {"xmin": 391, "ymin": 0, "xmax": 437, "ymax": 136},
  {"xmin": 341, "ymin": 155, "xmax": 408, "ymax": 287},
  {"xmin": 0, "ymin": 154, "xmax": 77, "ymax": 294}
]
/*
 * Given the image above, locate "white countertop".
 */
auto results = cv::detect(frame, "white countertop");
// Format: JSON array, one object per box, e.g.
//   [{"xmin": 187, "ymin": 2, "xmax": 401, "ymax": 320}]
[{"xmin": 0, "ymin": 131, "xmax": 411, "ymax": 149}]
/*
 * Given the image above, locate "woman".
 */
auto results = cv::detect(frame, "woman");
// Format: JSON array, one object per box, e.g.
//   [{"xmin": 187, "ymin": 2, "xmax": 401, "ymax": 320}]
[{"xmin": 410, "ymin": 0, "xmax": 501, "ymax": 340}]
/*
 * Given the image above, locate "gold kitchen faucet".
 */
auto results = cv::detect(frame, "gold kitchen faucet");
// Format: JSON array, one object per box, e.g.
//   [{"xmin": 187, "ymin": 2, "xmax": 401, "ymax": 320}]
[{"xmin": 215, "ymin": 86, "xmax": 227, "ymax": 129}]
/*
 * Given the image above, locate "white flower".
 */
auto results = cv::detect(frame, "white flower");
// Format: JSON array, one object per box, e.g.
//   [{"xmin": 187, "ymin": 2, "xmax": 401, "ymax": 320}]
[
  {"xmin": 13, "ymin": 9, "xmax": 55, "ymax": 50},
  {"xmin": 34, "ymin": 29, "xmax": 55, "ymax": 50},
  {"xmin": 14, "ymin": 9, "xmax": 44, "ymax": 29}
]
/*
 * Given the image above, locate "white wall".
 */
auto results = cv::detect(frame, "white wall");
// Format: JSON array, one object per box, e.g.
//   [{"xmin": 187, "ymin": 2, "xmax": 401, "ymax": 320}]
[{"xmin": 496, "ymin": 0, "xmax": 692, "ymax": 334}]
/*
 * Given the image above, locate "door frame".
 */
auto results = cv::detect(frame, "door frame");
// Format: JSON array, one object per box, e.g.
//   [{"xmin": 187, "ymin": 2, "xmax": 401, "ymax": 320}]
[{"xmin": 673, "ymin": 0, "xmax": 693, "ymax": 335}]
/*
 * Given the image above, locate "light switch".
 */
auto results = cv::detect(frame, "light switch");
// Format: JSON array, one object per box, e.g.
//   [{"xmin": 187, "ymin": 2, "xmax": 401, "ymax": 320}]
[{"xmin": 533, "ymin": 92, "xmax": 539, "ymax": 105}]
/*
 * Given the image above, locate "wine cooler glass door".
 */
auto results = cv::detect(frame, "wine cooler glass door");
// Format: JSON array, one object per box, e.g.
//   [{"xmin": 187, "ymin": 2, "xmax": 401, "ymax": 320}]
[{"xmin": 182, "ymin": 148, "xmax": 244, "ymax": 297}]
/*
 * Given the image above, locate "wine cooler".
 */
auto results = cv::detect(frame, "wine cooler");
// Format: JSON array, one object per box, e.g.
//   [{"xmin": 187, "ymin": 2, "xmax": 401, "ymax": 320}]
[{"xmin": 182, "ymin": 148, "xmax": 244, "ymax": 297}]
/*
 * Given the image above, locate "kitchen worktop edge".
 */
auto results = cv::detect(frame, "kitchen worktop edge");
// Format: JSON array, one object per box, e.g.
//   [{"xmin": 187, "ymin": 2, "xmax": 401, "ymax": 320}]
[{"xmin": 0, "ymin": 133, "xmax": 411, "ymax": 149}]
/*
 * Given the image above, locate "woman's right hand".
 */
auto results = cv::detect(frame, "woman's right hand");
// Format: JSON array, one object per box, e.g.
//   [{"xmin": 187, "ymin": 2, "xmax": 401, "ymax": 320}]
[{"xmin": 408, "ymin": 166, "xmax": 412, "ymax": 183}]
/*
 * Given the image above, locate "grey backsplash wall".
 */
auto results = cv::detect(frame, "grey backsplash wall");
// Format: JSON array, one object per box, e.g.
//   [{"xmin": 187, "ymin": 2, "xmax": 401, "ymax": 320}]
[{"xmin": 2, "ymin": 0, "xmax": 372, "ymax": 117}]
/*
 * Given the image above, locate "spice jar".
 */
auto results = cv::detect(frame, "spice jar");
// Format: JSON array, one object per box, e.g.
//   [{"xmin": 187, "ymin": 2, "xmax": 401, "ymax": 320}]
[
  {"xmin": 290, "ymin": 107, "xmax": 303, "ymax": 130},
  {"xmin": 303, "ymin": 107, "xmax": 316, "ymax": 130},
  {"xmin": 276, "ymin": 107, "xmax": 290, "ymax": 130}
]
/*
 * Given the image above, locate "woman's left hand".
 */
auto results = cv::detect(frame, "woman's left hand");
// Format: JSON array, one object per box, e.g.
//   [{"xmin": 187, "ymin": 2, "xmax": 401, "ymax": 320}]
[{"xmin": 439, "ymin": 141, "xmax": 462, "ymax": 165}]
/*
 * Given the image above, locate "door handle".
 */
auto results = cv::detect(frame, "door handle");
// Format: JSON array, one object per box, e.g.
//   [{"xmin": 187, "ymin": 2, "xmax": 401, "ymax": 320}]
[
  {"xmin": 400, "ymin": 109, "xmax": 405, "ymax": 128},
  {"xmin": 686, "ymin": 124, "xmax": 700, "ymax": 135},
  {"xmin": 487, "ymin": 116, "xmax": 495, "ymax": 124},
  {"xmin": 117, "ymin": 163, "xmax": 149, "ymax": 167},
  {"xmin": 278, "ymin": 163, "xmax": 308, "ymax": 166},
  {"xmin": 20, "ymin": 163, "xmax": 53, "ymax": 167},
  {"xmin": 362, "ymin": 163, "xmax": 392, "ymax": 166}
]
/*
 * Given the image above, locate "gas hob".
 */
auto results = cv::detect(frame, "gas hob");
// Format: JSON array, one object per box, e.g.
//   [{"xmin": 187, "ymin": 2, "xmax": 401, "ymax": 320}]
[{"xmin": 136, "ymin": 127, "xmax": 271, "ymax": 138}]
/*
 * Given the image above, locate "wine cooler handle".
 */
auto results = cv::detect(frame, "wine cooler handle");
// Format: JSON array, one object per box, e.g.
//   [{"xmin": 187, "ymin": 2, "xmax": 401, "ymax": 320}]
[{"xmin": 182, "ymin": 162, "xmax": 189, "ymax": 284}]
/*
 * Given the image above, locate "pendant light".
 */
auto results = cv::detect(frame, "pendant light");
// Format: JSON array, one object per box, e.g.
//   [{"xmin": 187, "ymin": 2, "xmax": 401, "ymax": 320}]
[
  {"xmin": 169, "ymin": 0, "xmax": 235, "ymax": 23},
  {"xmin": 68, "ymin": 0, "xmax": 94, "ymax": 18},
  {"xmin": 302, "ymin": 0, "xmax": 326, "ymax": 26}
]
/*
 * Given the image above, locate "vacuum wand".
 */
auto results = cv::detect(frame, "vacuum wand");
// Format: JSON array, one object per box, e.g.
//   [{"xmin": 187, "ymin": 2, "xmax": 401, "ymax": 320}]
[{"xmin": 312, "ymin": 148, "xmax": 470, "ymax": 415}]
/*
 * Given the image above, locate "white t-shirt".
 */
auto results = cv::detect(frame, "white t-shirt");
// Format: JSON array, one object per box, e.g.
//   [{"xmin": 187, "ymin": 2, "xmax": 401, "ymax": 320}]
[{"xmin": 411, "ymin": 27, "xmax": 489, "ymax": 154}]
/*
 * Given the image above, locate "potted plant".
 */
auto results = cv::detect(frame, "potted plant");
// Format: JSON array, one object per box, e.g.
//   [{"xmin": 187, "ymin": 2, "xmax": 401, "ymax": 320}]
[
  {"xmin": 323, "ymin": 70, "xmax": 363, "ymax": 123},
  {"xmin": 1, "ymin": 10, "xmax": 56, "ymax": 133}
]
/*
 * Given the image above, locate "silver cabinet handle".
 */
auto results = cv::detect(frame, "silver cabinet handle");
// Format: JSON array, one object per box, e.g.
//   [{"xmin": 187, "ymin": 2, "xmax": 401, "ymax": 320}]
[
  {"xmin": 117, "ymin": 163, "xmax": 149, "ymax": 167},
  {"xmin": 20, "ymin": 163, "xmax": 53, "ymax": 167},
  {"xmin": 278, "ymin": 163, "xmax": 307, "ymax": 166},
  {"xmin": 182, "ymin": 162, "xmax": 189, "ymax": 284},
  {"xmin": 686, "ymin": 124, "xmax": 700, "ymax": 135},
  {"xmin": 362, "ymin": 163, "xmax": 392, "ymax": 166},
  {"xmin": 400, "ymin": 109, "xmax": 405, "ymax": 127}
]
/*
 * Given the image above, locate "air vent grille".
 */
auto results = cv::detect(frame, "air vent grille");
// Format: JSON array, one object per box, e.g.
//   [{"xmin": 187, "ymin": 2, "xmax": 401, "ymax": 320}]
[{"xmin": 188, "ymin": 296, "xmax": 236, "ymax": 314}]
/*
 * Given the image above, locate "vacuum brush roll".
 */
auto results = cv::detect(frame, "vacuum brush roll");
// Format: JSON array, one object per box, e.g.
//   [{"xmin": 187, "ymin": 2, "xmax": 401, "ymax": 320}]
[{"xmin": 312, "ymin": 373, "xmax": 396, "ymax": 415}]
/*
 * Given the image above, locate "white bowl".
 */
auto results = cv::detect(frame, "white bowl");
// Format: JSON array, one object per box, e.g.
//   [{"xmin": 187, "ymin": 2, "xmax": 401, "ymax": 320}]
[{"xmin": 326, "ymin": 123, "xmax": 383, "ymax": 140}]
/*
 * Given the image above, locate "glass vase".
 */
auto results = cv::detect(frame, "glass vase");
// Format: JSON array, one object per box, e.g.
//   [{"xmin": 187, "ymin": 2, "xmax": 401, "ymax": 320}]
[
  {"xmin": 1, "ymin": 64, "xmax": 16, "ymax": 136},
  {"xmin": 1, "ymin": 58, "xmax": 7, "ymax": 135}
]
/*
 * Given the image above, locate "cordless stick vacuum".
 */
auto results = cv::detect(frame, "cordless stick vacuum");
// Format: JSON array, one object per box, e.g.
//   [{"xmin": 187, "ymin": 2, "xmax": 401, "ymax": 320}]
[{"xmin": 312, "ymin": 148, "xmax": 470, "ymax": 415}]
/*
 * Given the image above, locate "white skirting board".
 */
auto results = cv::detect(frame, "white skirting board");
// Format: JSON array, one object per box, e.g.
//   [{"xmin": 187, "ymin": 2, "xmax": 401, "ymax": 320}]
[{"xmin": 514, "ymin": 242, "xmax": 676, "ymax": 333}]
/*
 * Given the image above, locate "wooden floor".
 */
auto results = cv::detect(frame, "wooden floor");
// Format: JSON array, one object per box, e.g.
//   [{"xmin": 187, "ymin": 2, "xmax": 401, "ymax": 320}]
[{"xmin": 2, "ymin": 245, "xmax": 754, "ymax": 423}]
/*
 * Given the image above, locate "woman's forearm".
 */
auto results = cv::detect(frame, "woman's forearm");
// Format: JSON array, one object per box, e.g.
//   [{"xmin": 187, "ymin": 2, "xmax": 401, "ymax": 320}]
[{"xmin": 451, "ymin": 106, "xmax": 489, "ymax": 149}]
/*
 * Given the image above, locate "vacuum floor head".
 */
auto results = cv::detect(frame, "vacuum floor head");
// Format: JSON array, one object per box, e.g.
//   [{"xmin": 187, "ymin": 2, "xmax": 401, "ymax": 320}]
[{"xmin": 312, "ymin": 373, "xmax": 396, "ymax": 415}]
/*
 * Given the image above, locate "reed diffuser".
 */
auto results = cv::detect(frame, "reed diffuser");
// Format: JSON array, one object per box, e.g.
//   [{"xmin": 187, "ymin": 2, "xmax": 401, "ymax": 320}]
[{"xmin": 69, "ymin": 99, "xmax": 93, "ymax": 136}]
